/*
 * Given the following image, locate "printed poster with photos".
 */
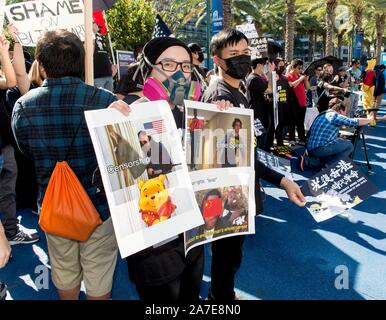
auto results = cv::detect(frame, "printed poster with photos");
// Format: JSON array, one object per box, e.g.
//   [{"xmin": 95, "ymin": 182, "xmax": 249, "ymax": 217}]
[
  {"xmin": 183, "ymin": 100, "xmax": 255, "ymax": 254},
  {"xmin": 85, "ymin": 100, "xmax": 203, "ymax": 258},
  {"xmin": 301, "ymin": 158, "xmax": 378, "ymax": 223},
  {"xmin": 185, "ymin": 168, "xmax": 255, "ymax": 254}
]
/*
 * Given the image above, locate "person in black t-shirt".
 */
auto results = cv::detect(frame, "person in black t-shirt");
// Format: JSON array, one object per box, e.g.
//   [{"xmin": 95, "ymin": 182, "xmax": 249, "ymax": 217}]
[
  {"xmin": 188, "ymin": 43, "xmax": 208, "ymax": 88},
  {"xmin": 274, "ymin": 59, "xmax": 296, "ymax": 146},
  {"xmin": 93, "ymin": 20, "xmax": 115, "ymax": 92},
  {"xmin": 246, "ymin": 57, "xmax": 275, "ymax": 151},
  {"xmin": 202, "ymin": 29, "xmax": 306, "ymax": 301}
]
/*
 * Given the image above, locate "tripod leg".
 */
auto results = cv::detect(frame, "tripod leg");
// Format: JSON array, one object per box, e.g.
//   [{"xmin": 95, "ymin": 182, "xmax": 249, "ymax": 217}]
[{"xmin": 361, "ymin": 131, "xmax": 372, "ymax": 170}]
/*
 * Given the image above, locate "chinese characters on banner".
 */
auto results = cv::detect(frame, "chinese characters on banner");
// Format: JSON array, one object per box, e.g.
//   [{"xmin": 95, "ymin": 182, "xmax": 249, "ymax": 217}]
[
  {"xmin": 256, "ymin": 148, "xmax": 292, "ymax": 180},
  {"xmin": 249, "ymin": 37, "xmax": 269, "ymax": 60},
  {"xmin": 301, "ymin": 158, "xmax": 378, "ymax": 222}
]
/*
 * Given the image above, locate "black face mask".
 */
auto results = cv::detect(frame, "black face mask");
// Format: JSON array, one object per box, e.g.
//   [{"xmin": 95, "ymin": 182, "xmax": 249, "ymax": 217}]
[
  {"xmin": 277, "ymin": 66, "xmax": 286, "ymax": 75},
  {"xmin": 197, "ymin": 52, "xmax": 204, "ymax": 63},
  {"xmin": 223, "ymin": 55, "xmax": 251, "ymax": 79}
]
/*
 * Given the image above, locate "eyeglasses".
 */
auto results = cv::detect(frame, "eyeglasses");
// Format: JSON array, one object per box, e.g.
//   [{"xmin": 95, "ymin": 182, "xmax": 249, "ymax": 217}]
[{"xmin": 156, "ymin": 59, "xmax": 193, "ymax": 73}]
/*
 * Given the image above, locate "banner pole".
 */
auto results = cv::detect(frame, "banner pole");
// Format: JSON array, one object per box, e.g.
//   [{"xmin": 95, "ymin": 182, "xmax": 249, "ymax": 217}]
[
  {"xmin": 102, "ymin": 10, "xmax": 116, "ymax": 65},
  {"xmin": 85, "ymin": 0, "xmax": 94, "ymax": 85}
]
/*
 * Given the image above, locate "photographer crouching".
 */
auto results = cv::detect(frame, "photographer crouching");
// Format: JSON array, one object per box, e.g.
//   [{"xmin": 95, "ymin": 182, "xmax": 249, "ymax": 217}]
[{"xmin": 298, "ymin": 99, "xmax": 374, "ymax": 171}]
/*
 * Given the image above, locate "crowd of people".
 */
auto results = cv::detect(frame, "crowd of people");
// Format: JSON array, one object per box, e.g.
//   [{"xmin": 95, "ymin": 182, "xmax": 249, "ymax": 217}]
[{"xmin": 0, "ymin": 22, "xmax": 385, "ymax": 301}]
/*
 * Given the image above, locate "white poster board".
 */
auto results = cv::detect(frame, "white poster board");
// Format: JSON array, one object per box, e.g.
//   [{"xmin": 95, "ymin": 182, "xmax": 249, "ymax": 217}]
[
  {"xmin": 85, "ymin": 100, "xmax": 203, "ymax": 258},
  {"xmin": 183, "ymin": 100, "xmax": 256, "ymax": 254},
  {"xmin": 5, "ymin": 0, "xmax": 85, "ymax": 47}
]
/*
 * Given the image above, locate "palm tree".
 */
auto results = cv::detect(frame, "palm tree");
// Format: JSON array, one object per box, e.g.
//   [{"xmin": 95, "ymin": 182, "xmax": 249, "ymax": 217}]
[
  {"xmin": 233, "ymin": 0, "xmax": 284, "ymax": 37},
  {"xmin": 325, "ymin": 0, "xmax": 338, "ymax": 56},
  {"xmin": 223, "ymin": 0, "xmax": 233, "ymax": 29},
  {"xmin": 296, "ymin": 11, "xmax": 325, "ymax": 62},
  {"xmin": 285, "ymin": 0, "xmax": 296, "ymax": 62},
  {"xmin": 375, "ymin": 13, "xmax": 386, "ymax": 63}
]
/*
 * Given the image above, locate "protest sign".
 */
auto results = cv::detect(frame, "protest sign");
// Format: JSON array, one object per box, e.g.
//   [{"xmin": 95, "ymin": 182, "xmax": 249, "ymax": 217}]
[
  {"xmin": 301, "ymin": 158, "xmax": 378, "ymax": 222},
  {"xmin": 184, "ymin": 101, "xmax": 254, "ymax": 171},
  {"xmin": 236, "ymin": 23, "xmax": 268, "ymax": 59},
  {"xmin": 184, "ymin": 168, "xmax": 255, "ymax": 254},
  {"xmin": 256, "ymin": 147, "xmax": 292, "ymax": 180},
  {"xmin": 85, "ymin": 100, "xmax": 203, "ymax": 258},
  {"xmin": 5, "ymin": 0, "xmax": 85, "ymax": 46},
  {"xmin": 249, "ymin": 36, "xmax": 269, "ymax": 59},
  {"xmin": 116, "ymin": 50, "xmax": 135, "ymax": 80},
  {"xmin": 236, "ymin": 23, "xmax": 259, "ymax": 39},
  {"xmin": 183, "ymin": 101, "xmax": 255, "ymax": 254}
]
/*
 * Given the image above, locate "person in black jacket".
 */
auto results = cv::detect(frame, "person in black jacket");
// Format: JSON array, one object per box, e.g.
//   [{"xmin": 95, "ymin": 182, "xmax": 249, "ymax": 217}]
[
  {"xmin": 125, "ymin": 37, "xmax": 206, "ymax": 303},
  {"xmin": 202, "ymin": 29, "xmax": 306, "ymax": 301}
]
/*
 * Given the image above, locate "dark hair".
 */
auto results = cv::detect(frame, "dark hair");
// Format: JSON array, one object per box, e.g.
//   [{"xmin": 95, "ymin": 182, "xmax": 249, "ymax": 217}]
[
  {"xmin": 251, "ymin": 57, "xmax": 268, "ymax": 69},
  {"xmin": 232, "ymin": 118, "xmax": 242, "ymax": 128},
  {"xmin": 210, "ymin": 29, "xmax": 249, "ymax": 57},
  {"xmin": 35, "ymin": 30, "xmax": 84, "ymax": 78},
  {"xmin": 133, "ymin": 43, "xmax": 144, "ymax": 60},
  {"xmin": 116, "ymin": 62, "xmax": 143, "ymax": 95},
  {"xmin": 290, "ymin": 59, "xmax": 303, "ymax": 68},
  {"xmin": 351, "ymin": 59, "xmax": 360, "ymax": 67}
]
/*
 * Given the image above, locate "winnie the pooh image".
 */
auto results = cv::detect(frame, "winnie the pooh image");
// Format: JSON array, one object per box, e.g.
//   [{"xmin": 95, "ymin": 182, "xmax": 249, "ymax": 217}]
[{"xmin": 138, "ymin": 175, "xmax": 177, "ymax": 227}]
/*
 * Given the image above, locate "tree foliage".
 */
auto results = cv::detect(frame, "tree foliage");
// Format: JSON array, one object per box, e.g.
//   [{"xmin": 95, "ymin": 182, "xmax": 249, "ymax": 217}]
[{"xmin": 106, "ymin": 0, "xmax": 156, "ymax": 51}]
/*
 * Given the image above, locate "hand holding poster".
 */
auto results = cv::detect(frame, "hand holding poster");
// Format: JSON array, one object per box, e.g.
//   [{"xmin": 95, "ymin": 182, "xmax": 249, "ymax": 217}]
[
  {"xmin": 85, "ymin": 100, "xmax": 203, "ymax": 258},
  {"xmin": 301, "ymin": 158, "xmax": 378, "ymax": 222},
  {"xmin": 5, "ymin": 0, "xmax": 85, "ymax": 46}
]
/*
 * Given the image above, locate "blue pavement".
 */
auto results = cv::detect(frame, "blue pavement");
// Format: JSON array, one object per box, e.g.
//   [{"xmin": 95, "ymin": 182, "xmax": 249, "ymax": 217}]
[{"xmin": 1, "ymin": 107, "xmax": 386, "ymax": 300}]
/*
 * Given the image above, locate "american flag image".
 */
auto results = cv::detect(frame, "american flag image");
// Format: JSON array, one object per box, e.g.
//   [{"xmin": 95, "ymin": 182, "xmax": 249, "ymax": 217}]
[
  {"xmin": 144, "ymin": 120, "xmax": 166, "ymax": 136},
  {"xmin": 152, "ymin": 14, "xmax": 173, "ymax": 38}
]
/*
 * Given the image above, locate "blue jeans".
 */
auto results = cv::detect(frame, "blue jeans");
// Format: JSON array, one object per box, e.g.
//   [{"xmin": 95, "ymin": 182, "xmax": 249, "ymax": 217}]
[
  {"xmin": 94, "ymin": 76, "xmax": 114, "ymax": 92},
  {"xmin": 308, "ymin": 139, "xmax": 354, "ymax": 168}
]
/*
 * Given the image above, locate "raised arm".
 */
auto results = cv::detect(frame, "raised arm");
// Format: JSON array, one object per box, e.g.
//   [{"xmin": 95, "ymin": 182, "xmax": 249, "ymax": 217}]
[
  {"xmin": 0, "ymin": 35, "xmax": 17, "ymax": 89},
  {"xmin": 7, "ymin": 24, "xmax": 30, "ymax": 95}
]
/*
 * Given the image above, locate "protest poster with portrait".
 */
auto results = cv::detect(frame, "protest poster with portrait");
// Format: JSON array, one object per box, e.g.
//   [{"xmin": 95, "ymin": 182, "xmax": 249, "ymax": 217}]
[
  {"xmin": 184, "ymin": 101, "xmax": 254, "ymax": 171},
  {"xmin": 183, "ymin": 101, "xmax": 255, "ymax": 254},
  {"xmin": 5, "ymin": 0, "xmax": 85, "ymax": 46},
  {"xmin": 301, "ymin": 158, "xmax": 378, "ymax": 222},
  {"xmin": 85, "ymin": 100, "xmax": 203, "ymax": 258},
  {"xmin": 184, "ymin": 168, "xmax": 255, "ymax": 254}
]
